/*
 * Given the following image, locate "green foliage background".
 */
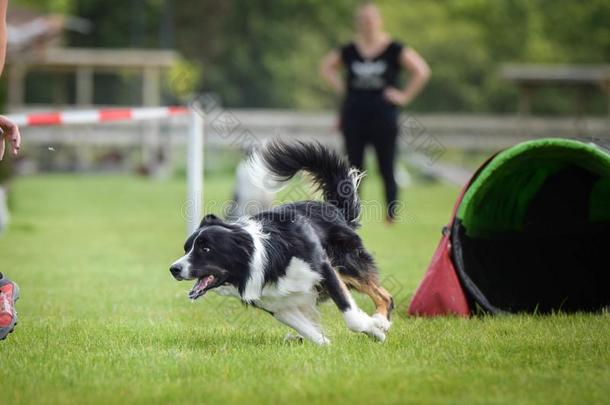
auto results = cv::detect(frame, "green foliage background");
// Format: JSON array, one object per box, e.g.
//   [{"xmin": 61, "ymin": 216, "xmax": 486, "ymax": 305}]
[{"xmin": 11, "ymin": 0, "xmax": 610, "ymax": 113}]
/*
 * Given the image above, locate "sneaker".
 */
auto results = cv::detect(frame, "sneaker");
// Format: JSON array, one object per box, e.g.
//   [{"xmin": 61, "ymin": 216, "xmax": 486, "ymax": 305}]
[{"xmin": 0, "ymin": 272, "xmax": 19, "ymax": 340}]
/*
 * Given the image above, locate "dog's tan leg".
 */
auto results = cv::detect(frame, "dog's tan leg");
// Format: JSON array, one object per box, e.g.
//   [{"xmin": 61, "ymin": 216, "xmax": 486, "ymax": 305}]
[
  {"xmin": 321, "ymin": 263, "xmax": 389, "ymax": 341},
  {"xmin": 341, "ymin": 275, "xmax": 394, "ymax": 320}
]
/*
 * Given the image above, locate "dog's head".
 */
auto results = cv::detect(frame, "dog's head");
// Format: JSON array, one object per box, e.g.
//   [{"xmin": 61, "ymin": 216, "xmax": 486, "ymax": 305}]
[{"xmin": 169, "ymin": 214, "xmax": 254, "ymax": 300}]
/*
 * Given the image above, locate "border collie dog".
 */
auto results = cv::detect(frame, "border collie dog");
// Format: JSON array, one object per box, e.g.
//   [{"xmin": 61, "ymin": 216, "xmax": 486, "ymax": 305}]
[{"xmin": 170, "ymin": 141, "xmax": 394, "ymax": 344}]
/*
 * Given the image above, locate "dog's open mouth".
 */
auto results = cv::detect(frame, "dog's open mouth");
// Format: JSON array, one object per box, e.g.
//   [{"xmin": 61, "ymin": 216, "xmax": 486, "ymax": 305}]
[{"xmin": 188, "ymin": 275, "xmax": 216, "ymax": 300}]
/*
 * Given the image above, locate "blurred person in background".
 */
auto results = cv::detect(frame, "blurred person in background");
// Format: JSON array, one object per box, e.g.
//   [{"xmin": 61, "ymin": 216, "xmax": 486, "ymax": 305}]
[
  {"xmin": 0, "ymin": 0, "xmax": 22, "ymax": 341},
  {"xmin": 320, "ymin": 2, "xmax": 430, "ymax": 224}
]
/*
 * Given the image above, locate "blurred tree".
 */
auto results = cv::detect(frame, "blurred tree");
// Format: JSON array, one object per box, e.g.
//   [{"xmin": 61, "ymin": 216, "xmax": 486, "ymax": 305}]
[
  {"xmin": 9, "ymin": 0, "xmax": 610, "ymax": 112},
  {"xmin": 66, "ymin": 0, "xmax": 162, "ymax": 48},
  {"xmin": 12, "ymin": 0, "xmax": 72, "ymax": 13},
  {"xmin": 172, "ymin": 0, "xmax": 355, "ymax": 108}
]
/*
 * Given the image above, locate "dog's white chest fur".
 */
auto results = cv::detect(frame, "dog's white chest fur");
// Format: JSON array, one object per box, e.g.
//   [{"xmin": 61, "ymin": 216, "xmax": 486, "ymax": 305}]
[
  {"xmin": 215, "ymin": 257, "xmax": 322, "ymax": 313},
  {"xmin": 256, "ymin": 257, "xmax": 322, "ymax": 313}
]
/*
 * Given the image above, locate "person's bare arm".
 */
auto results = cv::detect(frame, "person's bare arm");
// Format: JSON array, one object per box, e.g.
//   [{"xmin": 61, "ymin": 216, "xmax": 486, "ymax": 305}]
[
  {"xmin": 320, "ymin": 49, "xmax": 345, "ymax": 96},
  {"xmin": 384, "ymin": 47, "xmax": 431, "ymax": 107},
  {"xmin": 0, "ymin": 0, "xmax": 8, "ymax": 76},
  {"xmin": 0, "ymin": 1, "xmax": 21, "ymax": 160},
  {"xmin": 0, "ymin": 115, "xmax": 21, "ymax": 160}
]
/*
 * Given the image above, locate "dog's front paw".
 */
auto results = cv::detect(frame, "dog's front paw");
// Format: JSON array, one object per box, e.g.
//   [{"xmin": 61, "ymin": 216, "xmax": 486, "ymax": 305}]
[
  {"xmin": 364, "ymin": 323, "xmax": 387, "ymax": 342},
  {"xmin": 344, "ymin": 309, "xmax": 387, "ymax": 342},
  {"xmin": 283, "ymin": 333, "xmax": 330, "ymax": 346},
  {"xmin": 283, "ymin": 333, "xmax": 304, "ymax": 343},
  {"xmin": 372, "ymin": 313, "xmax": 392, "ymax": 332},
  {"xmin": 317, "ymin": 336, "xmax": 331, "ymax": 346}
]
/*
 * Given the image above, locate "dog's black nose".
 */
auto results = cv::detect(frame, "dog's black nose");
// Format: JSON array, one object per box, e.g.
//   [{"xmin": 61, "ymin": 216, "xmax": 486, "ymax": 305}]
[{"xmin": 170, "ymin": 264, "xmax": 182, "ymax": 279}]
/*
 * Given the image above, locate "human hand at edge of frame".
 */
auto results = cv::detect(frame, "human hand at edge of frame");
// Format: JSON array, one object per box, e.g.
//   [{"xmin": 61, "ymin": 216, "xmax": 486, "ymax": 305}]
[
  {"xmin": 0, "ymin": 115, "xmax": 21, "ymax": 161},
  {"xmin": 383, "ymin": 87, "xmax": 410, "ymax": 107}
]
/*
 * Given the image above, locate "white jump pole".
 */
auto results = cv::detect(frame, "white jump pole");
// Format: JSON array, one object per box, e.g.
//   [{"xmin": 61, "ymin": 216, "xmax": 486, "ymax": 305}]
[
  {"xmin": 186, "ymin": 108, "xmax": 204, "ymax": 235},
  {"xmin": 5, "ymin": 105, "xmax": 201, "ymax": 235}
]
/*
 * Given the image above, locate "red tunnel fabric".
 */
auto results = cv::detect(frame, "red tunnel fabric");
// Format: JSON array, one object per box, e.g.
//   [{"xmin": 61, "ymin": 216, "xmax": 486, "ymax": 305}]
[
  {"xmin": 408, "ymin": 232, "xmax": 470, "ymax": 316},
  {"xmin": 408, "ymin": 181, "xmax": 474, "ymax": 316},
  {"xmin": 408, "ymin": 152, "xmax": 501, "ymax": 317}
]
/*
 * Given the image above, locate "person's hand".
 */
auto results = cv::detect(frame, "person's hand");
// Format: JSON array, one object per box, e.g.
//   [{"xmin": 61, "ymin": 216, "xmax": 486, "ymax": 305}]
[
  {"xmin": 0, "ymin": 115, "xmax": 21, "ymax": 161},
  {"xmin": 383, "ymin": 87, "xmax": 409, "ymax": 107}
]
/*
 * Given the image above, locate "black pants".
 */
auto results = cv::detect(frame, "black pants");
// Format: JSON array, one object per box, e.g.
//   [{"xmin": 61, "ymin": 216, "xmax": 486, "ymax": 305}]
[{"xmin": 341, "ymin": 101, "xmax": 399, "ymax": 219}]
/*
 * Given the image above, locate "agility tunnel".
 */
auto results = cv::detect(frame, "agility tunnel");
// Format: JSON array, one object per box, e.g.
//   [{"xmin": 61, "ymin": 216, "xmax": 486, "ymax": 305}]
[{"xmin": 409, "ymin": 138, "xmax": 610, "ymax": 316}]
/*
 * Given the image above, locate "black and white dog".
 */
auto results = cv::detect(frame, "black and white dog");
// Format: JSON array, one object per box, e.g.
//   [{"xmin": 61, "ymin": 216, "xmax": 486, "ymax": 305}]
[{"xmin": 169, "ymin": 141, "xmax": 394, "ymax": 344}]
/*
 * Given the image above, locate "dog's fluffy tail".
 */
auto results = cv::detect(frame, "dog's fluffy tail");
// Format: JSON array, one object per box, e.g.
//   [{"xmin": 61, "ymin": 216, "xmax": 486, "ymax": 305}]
[{"xmin": 248, "ymin": 140, "xmax": 363, "ymax": 227}]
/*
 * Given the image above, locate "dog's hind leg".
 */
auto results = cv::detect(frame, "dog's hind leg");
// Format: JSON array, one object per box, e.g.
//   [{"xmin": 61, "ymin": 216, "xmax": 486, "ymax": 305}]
[
  {"xmin": 320, "ymin": 262, "xmax": 388, "ymax": 342},
  {"xmin": 325, "ymin": 226, "xmax": 393, "ymax": 326},
  {"xmin": 274, "ymin": 307, "xmax": 330, "ymax": 346},
  {"xmin": 342, "ymin": 275, "xmax": 394, "ymax": 324}
]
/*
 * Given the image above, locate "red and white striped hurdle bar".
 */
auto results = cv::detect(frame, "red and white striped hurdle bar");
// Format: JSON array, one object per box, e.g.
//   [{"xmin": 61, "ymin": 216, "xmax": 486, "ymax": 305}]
[
  {"xmin": 8, "ymin": 105, "xmax": 203, "ymax": 235},
  {"xmin": 8, "ymin": 106, "xmax": 190, "ymax": 127}
]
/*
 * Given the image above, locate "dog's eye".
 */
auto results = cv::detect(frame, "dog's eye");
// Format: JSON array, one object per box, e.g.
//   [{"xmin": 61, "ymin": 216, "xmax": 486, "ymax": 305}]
[{"xmin": 201, "ymin": 247, "xmax": 211, "ymax": 253}]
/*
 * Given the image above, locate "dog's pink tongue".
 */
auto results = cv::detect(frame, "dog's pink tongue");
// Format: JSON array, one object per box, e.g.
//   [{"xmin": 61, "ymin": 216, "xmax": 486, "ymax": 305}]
[
  {"xmin": 199, "ymin": 275, "xmax": 214, "ymax": 289},
  {"xmin": 189, "ymin": 275, "xmax": 215, "ymax": 300}
]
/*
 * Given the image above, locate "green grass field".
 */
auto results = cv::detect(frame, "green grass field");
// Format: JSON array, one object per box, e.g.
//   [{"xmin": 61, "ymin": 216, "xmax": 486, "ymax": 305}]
[{"xmin": 1, "ymin": 174, "xmax": 609, "ymax": 404}]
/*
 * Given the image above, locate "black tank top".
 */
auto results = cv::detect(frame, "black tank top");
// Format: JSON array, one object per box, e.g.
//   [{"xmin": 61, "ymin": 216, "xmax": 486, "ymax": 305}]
[{"xmin": 340, "ymin": 41, "xmax": 405, "ymax": 105}]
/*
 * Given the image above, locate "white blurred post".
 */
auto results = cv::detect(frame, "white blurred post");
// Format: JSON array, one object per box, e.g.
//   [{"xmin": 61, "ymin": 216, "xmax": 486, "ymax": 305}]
[{"xmin": 186, "ymin": 108, "xmax": 204, "ymax": 235}]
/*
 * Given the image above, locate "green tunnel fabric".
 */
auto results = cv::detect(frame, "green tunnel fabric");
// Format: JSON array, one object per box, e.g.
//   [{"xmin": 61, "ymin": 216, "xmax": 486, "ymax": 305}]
[{"xmin": 457, "ymin": 139, "xmax": 610, "ymax": 237}]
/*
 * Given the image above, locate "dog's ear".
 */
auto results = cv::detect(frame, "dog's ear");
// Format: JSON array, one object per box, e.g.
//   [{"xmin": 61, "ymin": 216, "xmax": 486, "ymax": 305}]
[{"xmin": 199, "ymin": 214, "xmax": 223, "ymax": 228}]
